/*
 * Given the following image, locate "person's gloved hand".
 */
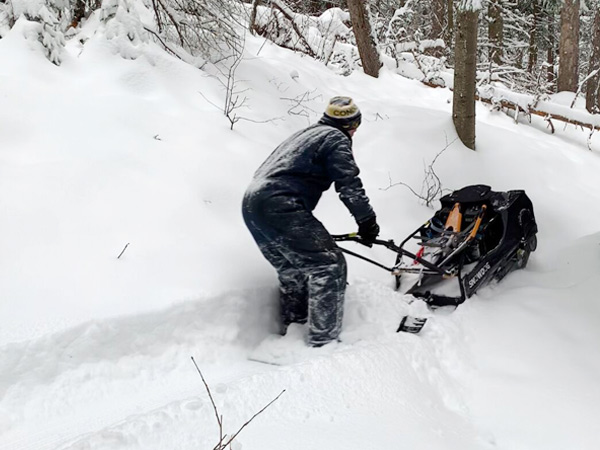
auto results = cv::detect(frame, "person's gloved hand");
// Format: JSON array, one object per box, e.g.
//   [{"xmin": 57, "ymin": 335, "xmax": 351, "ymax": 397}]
[{"xmin": 357, "ymin": 215, "xmax": 380, "ymax": 245}]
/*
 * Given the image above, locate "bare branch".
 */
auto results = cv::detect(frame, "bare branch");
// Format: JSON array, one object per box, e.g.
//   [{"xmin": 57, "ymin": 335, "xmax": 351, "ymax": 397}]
[
  {"xmin": 222, "ymin": 389, "xmax": 286, "ymax": 448},
  {"xmin": 571, "ymin": 69, "xmax": 600, "ymax": 109},
  {"xmin": 117, "ymin": 243, "xmax": 130, "ymax": 259},
  {"xmin": 191, "ymin": 357, "xmax": 223, "ymax": 443},
  {"xmin": 280, "ymin": 89, "xmax": 322, "ymax": 123},
  {"xmin": 236, "ymin": 116, "xmax": 284, "ymax": 125},
  {"xmin": 191, "ymin": 357, "xmax": 285, "ymax": 450},
  {"xmin": 382, "ymin": 174, "xmax": 422, "ymax": 197},
  {"xmin": 271, "ymin": 0, "xmax": 316, "ymax": 58},
  {"xmin": 146, "ymin": 0, "xmax": 243, "ymax": 63},
  {"xmin": 143, "ymin": 26, "xmax": 186, "ymax": 61},
  {"xmin": 198, "ymin": 90, "xmax": 223, "ymax": 111},
  {"xmin": 381, "ymin": 136, "xmax": 457, "ymax": 207}
]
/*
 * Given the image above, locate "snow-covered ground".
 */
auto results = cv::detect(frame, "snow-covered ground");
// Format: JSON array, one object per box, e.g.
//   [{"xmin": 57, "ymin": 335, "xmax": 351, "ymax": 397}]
[{"xmin": 1, "ymin": 14, "xmax": 600, "ymax": 450}]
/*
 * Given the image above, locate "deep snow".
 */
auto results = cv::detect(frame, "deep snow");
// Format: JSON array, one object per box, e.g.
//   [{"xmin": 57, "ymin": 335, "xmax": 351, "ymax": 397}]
[{"xmin": 1, "ymin": 13, "xmax": 600, "ymax": 450}]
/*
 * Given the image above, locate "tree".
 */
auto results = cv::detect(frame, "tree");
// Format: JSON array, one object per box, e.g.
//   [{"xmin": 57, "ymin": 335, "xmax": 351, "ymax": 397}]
[
  {"xmin": 586, "ymin": 8, "xmax": 600, "ymax": 113},
  {"xmin": 527, "ymin": 0, "xmax": 541, "ymax": 74},
  {"xmin": 446, "ymin": 0, "xmax": 454, "ymax": 44},
  {"xmin": 453, "ymin": 0, "xmax": 481, "ymax": 150},
  {"xmin": 557, "ymin": 0, "xmax": 580, "ymax": 92},
  {"xmin": 431, "ymin": 0, "xmax": 446, "ymax": 40},
  {"xmin": 546, "ymin": 9, "xmax": 557, "ymax": 87},
  {"xmin": 71, "ymin": 0, "xmax": 86, "ymax": 28},
  {"xmin": 286, "ymin": 0, "xmax": 342, "ymax": 15},
  {"xmin": 249, "ymin": 0, "xmax": 261, "ymax": 34},
  {"xmin": 7, "ymin": 0, "xmax": 67, "ymax": 65},
  {"xmin": 488, "ymin": 0, "xmax": 503, "ymax": 66},
  {"xmin": 147, "ymin": 0, "xmax": 242, "ymax": 63},
  {"xmin": 347, "ymin": 0, "xmax": 381, "ymax": 77}
]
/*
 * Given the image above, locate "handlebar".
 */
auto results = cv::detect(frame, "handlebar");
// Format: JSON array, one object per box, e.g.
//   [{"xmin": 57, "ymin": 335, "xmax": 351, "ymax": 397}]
[{"xmin": 332, "ymin": 233, "xmax": 448, "ymax": 276}]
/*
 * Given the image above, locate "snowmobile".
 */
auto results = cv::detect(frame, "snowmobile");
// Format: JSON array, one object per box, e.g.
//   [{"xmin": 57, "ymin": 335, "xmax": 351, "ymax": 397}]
[{"xmin": 333, "ymin": 184, "xmax": 538, "ymax": 333}]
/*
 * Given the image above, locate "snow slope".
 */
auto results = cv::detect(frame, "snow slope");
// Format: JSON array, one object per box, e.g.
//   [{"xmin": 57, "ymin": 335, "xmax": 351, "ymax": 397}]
[{"xmin": 1, "ymin": 15, "xmax": 600, "ymax": 450}]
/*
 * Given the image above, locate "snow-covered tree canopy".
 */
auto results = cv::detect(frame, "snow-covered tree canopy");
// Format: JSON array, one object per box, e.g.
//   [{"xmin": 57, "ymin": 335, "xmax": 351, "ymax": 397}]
[
  {"xmin": 458, "ymin": 0, "xmax": 483, "ymax": 11},
  {"xmin": 0, "ymin": 0, "xmax": 598, "ymax": 127}
]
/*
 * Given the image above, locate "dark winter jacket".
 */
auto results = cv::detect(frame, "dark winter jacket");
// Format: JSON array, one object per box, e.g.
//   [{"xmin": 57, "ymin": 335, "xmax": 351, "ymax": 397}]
[{"xmin": 245, "ymin": 117, "xmax": 375, "ymax": 224}]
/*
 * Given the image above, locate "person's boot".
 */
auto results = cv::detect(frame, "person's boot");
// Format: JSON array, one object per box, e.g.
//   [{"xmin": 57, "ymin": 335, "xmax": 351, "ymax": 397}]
[{"xmin": 279, "ymin": 316, "xmax": 307, "ymax": 336}]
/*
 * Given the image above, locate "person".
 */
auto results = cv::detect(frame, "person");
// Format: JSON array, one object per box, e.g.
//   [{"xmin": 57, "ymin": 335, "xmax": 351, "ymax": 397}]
[{"xmin": 242, "ymin": 96, "xmax": 379, "ymax": 347}]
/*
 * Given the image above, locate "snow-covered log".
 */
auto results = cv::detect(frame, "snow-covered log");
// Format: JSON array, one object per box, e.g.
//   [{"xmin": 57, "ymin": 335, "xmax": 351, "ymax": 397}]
[
  {"xmin": 422, "ymin": 79, "xmax": 600, "ymax": 133},
  {"xmin": 478, "ymin": 86, "xmax": 600, "ymax": 132}
]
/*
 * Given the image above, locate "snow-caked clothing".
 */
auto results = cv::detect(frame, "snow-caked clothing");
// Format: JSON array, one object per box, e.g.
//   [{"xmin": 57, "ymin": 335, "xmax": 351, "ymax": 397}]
[
  {"xmin": 242, "ymin": 117, "xmax": 375, "ymax": 346},
  {"xmin": 247, "ymin": 117, "xmax": 374, "ymax": 222}
]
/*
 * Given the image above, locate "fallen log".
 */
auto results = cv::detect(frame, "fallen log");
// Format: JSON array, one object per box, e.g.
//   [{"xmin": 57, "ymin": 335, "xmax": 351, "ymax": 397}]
[
  {"xmin": 420, "ymin": 79, "xmax": 600, "ymax": 133},
  {"xmin": 477, "ymin": 95, "xmax": 600, "ymax": 133}
]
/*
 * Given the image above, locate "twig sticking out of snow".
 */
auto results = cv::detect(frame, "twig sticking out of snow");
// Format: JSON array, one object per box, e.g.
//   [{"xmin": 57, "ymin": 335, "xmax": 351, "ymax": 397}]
[
  {"xmin": 191, "ymin": 356, "xmax": 285, "ymax": 450},
  {"xmin": 117, "ymin": 243, "xmax": 130, "ymax": 259},
  {"xmin": 280, "ymin": 89, "xmax": 323, "ymax": 124},
  {"xmin": 382, "ymin": 136, "xmax": 458, "ymax": 207}
]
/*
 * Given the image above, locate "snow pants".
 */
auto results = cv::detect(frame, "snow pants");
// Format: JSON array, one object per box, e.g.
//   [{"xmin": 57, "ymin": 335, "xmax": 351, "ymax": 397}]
[{"xmin": 242, "ymin": 192, "xmax": 347, "ymax": 346}]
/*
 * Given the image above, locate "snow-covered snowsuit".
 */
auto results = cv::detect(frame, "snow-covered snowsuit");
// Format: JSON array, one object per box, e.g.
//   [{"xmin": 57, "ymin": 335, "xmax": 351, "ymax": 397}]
[{"xmin": 242, "ymin": 116, "xmax": 375, "ymax": 346}]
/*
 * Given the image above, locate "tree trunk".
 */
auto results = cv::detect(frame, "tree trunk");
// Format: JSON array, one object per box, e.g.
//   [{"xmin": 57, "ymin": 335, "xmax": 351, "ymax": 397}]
[
  {"xmin": 586, "ymin": 10, "xmax": 600, "ymax": 113},
  {"xmin": 71, "ymin": 0, "xmax": 86, "ymax": 28},
  {"xmin": 347, "ymin": 0, "xmax": 381, "ymax": 78},
  {"xmin": 306, "ymin": 0, "xmax": 320, "ymax": 15},
  {"xmin": 431, "ymin": 0, "xmax": 445, "ymax": 41},
  {"xmin": 249, "ymin": 0, "xmax": 261, "ymax": 34},
  {"xmin": 446, "ymin": 0, "xmax": 454, "ymax": 45},
  {"xmin": 528, "ymin": 0, "xmax": 540, "ymax": 74},
  {"xmin": 488, "ymin": 0, "xmax": 503, "ymax": 66},
  {"xmin": 453, "ymin": 8, "xmax": 479, "ymax": 150},
  {"xmin": 557, "ymin": 0, "xmax": 580, "ymax": 92},
  {"xmin": 547, "ymin": 13, "xmax": 556, "ymax": 89}
]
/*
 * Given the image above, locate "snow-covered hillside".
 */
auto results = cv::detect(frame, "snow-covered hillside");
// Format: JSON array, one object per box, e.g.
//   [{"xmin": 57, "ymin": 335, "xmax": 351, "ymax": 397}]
[{"xmin": 1, "ymin": 14, "xmax": 600, "ymax": 450}]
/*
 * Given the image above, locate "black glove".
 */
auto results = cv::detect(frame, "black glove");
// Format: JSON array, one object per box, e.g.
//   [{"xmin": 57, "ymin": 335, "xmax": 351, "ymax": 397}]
[{"xmin": 357, "ymin": 215, "xmax": 380, "ymax": 245}]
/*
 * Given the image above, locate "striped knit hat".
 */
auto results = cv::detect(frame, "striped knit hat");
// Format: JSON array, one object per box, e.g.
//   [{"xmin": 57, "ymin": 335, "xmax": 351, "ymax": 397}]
[{"xmin": 324, "ymin": 96, "xmax": 362, "ymax": 131}]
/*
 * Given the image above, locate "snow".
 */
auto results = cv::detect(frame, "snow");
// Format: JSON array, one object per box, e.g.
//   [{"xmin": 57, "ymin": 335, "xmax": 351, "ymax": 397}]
[
  {"xmin": 458, "ymin": 0, "xmax": 484, "ymax": 11},
  {"xmin": 1, "ymin": 14, "xmax": 600, "ymax": 450},
  {"xmin": 318, "ymin": 7, "xmax": 351, "ymax": 36}
]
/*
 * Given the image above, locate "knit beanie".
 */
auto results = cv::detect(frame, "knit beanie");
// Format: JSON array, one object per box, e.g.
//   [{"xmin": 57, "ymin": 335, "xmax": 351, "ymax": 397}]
[{"xmin": 323, "ymin": 96, "xmax": 362, "ymax": 131}]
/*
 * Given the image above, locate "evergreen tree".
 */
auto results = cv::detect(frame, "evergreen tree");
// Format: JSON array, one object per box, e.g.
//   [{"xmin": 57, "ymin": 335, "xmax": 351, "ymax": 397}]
[{"xmin": 7, "ymin": 0, "xmax": 68, "ymax": 65}]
